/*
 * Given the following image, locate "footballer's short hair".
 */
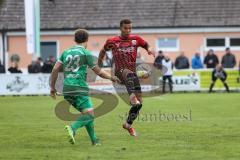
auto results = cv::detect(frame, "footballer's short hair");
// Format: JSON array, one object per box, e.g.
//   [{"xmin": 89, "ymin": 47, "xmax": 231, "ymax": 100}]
[
  {"xmin": 120, "ymin": 19, "xmax": 132, "ymax": 27},
  {"xmin": 74, "ymin": 29, "xmax": 89, "ymax": 43}
]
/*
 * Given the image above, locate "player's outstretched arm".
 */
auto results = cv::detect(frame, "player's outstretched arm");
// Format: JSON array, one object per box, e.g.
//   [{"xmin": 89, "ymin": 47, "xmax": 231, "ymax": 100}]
[
  {"xmin": 50, "ymin": 62, "xmax": 62, "ymax": 99},
  {"xmin": 98, "ymin": 48, "xmax": 106, "ymax": 67},
  {"xmin": 92, "ymin": 66, "xmax": 120, "ymax": 83},
  {"xmin": 142, "ymin": 43, "xmax": 155, "ymax": 57}
]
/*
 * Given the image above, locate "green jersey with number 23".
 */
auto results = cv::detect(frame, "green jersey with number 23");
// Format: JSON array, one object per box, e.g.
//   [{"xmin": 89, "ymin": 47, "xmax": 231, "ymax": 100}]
[{"xmin": 58, "ymin": 45, "xmax": 96, "ymax": 92}]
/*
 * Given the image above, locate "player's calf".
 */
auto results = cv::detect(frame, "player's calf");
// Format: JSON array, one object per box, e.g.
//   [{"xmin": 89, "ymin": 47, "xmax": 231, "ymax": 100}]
[{"xmin": 127, "ymin": 103, "xmax": 142, "ymax": 125}]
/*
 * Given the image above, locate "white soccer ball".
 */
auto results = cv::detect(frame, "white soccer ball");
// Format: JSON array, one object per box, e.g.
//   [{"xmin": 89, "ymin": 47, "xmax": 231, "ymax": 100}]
[
  {"xmin": 136, "ymin": 64, "xmax": 151, "ymax": 79},
  {"xmin": 136, "ymin": 70, "xmax": 150, "ymax": 79}
]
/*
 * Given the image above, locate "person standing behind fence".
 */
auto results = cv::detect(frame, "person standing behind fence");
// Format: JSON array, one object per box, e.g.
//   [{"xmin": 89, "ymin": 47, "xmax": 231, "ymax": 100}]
[
  {"xmin": 239, "ymin": 60, "xmax": 240, "ymax": 75},
  {"xmin": 42, "ymin": 56, "xmax": 56, "ymax": 73},
  {"xmin": 221, "ymin": 48, "xmax": 236, "ymax": 68},
  {"xmin": 8, "ymin": 54, "xmax": 22, "ymax": 73},
  {"xmin": 204, "ymin": 49, "xmax": 219, "ymax": 68},
  {"xmin": 174, "ymin": 51, "xmax": 190, "ymax": 69},
  {"xmin": 192, "ymin": 52, "xmax": 204, "ymax": 69},
  {"xmin": 154, "ymin": 50, "xmax": 164, "ymax": 69},
  {"xmin": 161, "ymin": 54, "xmax": 173, "ymax": 93},
  {"xmin": 0, "ymin": 59, "xmax": 5, "ymax": 73},
  {"xmin": 209, "ymin": 64, "xmax": 229, "ymax": 93},
  {"xmin": 28, "ymin": 57, "xmax": 43, "ymax": 73}
]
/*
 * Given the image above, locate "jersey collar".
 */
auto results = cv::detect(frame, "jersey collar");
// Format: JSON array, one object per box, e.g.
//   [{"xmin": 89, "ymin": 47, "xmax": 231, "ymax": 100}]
[{"xmin": 75, "ymin": 45, "xmax": 85, "ymax": 48}]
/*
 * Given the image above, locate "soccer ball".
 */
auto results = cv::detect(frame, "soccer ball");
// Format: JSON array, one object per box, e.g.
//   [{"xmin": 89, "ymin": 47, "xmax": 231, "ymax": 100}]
[
  {"xmin": 136, "ymin": 64, "xmax": 152, "ymax": 79},
  {"xmin": 136, "ymin": 70, "xmax": 150, "ymax": 79}
]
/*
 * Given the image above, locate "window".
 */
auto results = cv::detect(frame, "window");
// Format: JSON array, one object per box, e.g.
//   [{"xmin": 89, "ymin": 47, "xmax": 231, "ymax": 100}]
[
  {"xmin": 157, "ymin": 38, "xmax": 179, "ymax": 51},
  {"xmin": 206, "ymin": 38, "xmax": 225, "ymax": 47},
  {"xmin": 205, "ymin": 37, "xmax": 240, "ymax": 50},
  {"xmin": 230, "ymin": 38, "xmax": 240, "ymax": 47},
  {"xmin": 40, "ymin": 41, "xmax": 57, "ymax": 61}
]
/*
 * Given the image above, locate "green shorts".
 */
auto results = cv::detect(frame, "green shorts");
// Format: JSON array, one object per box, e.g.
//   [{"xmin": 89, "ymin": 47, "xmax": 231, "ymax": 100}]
[{"xmin": 64, "ymin": 95, "xmax": 93, "ymax": 112}]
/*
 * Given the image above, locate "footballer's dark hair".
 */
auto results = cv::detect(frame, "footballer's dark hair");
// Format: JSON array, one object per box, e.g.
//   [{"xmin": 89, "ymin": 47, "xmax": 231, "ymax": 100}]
[
  {"xmin": 74, "ymin": 29, "xmax": 89, "ymax": 43},
  {"xmin": 120, "ymin": 19, "xmax": 132, "ymax": 27}
]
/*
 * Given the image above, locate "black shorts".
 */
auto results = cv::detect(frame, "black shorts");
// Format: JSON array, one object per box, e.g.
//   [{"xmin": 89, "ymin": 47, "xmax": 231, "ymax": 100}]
[
  {"xmin": 212, "ymin": 76, "xmax": 226, "ymax": 82},
  {"xmin": 115, "ymin": 69, "xmax": 141, "ymax": 95}
]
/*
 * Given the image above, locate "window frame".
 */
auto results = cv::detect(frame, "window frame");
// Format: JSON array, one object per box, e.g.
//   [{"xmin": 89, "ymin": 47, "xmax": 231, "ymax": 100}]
[
  {"xmin": 229, "ymin": 37, "xmax": 240, "ymax": 50},
  {"xmin": 156, "ymin": 37, "xmax": 179, "ymax": 52},
  {"xmin": 205, "ymin": 37, "xmax": 226, "ymax": 51},
  {"xmin": 40, "ymin": 40, "xmax": 59, "ymax": 59},
  {"xmin": 205, "ymin": 37, "xmax": 240, "ymax": 51}
]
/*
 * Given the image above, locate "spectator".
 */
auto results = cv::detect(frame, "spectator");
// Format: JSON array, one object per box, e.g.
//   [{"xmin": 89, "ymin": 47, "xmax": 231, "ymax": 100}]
[
  {"xmin": 238, "ymin": 61, "xmax": 240, "ymax": 83},
  {"xmin": 174, "ymin": 51, "xmax": 189, "ymax": 69},
  {"xmin": 8, "ymin": 54, "xmax": 22, "ymax": 73},
  {"xmin": 42, "ymin": 56, "xmax": 55, "ymax": 73},
  {"xmin": 221, "ymin": 48, "xmax": 236, "ymax": 68},
  {"xmin": 28, "ymin": 57, "xmax": 43, "ymax": 73},
  {"xmin": 239, "ymin": 60, "xmax": 240, "ymax": 75},
  {"xmin": 192, "ymin": 52, "xmax": 204, "ymax": 69},
  {"xmin": 161, "ymin": 54, "xmax": 173, "ymax": 93},
  {"xmin": 0, "ymin": 59, "xmax": 5, "ymax": 73},
  {"xmin": 8, "ymin": 62, "xmax": 22, "ymax": 73},
  {"xmin": 154, "ymin": 50, "xmax": 164, "ymax": 69},
  {"xmin": 204, "ymin": 49, "xmax": 219, "ymax": 68},
  {"xmin": 209, "ymin": 64, "xmax": 229, "ymax": 93}
]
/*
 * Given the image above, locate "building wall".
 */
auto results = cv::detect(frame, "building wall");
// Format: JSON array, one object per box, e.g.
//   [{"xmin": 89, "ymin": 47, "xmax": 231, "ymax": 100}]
[{"xmin": 6, "ymin": 31, "xmax": 240, "ymax": 69}]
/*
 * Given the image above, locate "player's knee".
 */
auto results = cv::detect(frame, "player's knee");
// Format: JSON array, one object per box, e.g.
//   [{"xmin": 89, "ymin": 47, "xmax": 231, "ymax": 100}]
[
  {"xmin": 130, "ymin": 93, "xmax": 141, "ymax": 105},
  {"xmin": 125, "ymin": 72, "xmax": 136, "ymax": 84},
  {"xmin": 82, "ymin": 109, "xmax": 94, "ymax": 117}
]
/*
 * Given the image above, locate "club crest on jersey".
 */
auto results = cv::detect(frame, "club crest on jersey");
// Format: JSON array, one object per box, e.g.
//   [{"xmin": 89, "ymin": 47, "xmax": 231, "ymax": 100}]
[
  {"xmin": 115, "ymin": 43, "xmax": 120, "ymax": 48},
  {"xmin": 132, "ymin": 40, "xmax": 137, "ymax": 46}
]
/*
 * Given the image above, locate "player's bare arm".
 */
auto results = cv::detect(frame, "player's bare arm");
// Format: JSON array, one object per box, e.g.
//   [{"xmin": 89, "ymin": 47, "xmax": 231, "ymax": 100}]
[
  {"xmin": 98, "ymin": 48, "xmax": 107, "ymax": 67},
  {"xmin": 142, "ymin": 42, "xmax": 155, "ymax": 57},
  {"xmin": 50, "ymin": 61, "xmax": 62, "ymax": 99},
  {"xmin": 92, "ymin": 66, "xmax": 120, "ymax": 83}
]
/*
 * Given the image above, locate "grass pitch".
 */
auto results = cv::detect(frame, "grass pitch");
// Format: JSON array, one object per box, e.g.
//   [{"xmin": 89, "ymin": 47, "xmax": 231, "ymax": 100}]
[{"xmin": 0, "ymin": 93, "xmax": 239, "ymax": 160}]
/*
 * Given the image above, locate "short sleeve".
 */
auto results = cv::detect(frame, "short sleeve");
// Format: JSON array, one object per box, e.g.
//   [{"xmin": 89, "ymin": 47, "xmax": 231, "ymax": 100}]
[
  {"xmin": 136, "ymin": 36, "xmax": 147, "ymax": 47},
  {"xmin": 58, "ymin": 52, "xmax": 65, "ymax": 64},
  {"xmin": 86, "ymin": 51, "xmax": 97, "ymax": 69},
  {"xmin": 103, "ymin": 39, "xmax": 115, "ymax": 51}
]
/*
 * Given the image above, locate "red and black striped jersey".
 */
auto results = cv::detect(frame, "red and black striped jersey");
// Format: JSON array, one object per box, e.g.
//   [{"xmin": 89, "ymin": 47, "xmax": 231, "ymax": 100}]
[{"xmin": 103, "ymin": 34, "xmax": 146, "ymax": 72}]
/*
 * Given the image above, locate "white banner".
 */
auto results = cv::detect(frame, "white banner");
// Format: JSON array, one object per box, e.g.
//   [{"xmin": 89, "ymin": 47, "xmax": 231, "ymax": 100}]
[
  {"xmin": 0, "ymin": 74, "xmax": 50, "ymax": 95},
  {"xmin": 24, "ymin": 0, "xmax": 35, "ymax": 54},
  {"xmin": 159, "ymin": 74, "xmax": 200, "ymax": 91},
  {"xmin": 0, "ymin": 74, "xmax": 158, "ymax": 95},
  {"xmin": 0, "ymin": 70, "xmax": 238, "ymax": 95},
  {"xmin": 172, "ymin": 74, "xmax": 200, "ymax": 91}
]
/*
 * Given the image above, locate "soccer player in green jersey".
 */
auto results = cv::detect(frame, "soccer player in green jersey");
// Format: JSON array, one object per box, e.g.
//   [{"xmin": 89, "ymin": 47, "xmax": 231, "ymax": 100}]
[{"xmin": 50, "ymin": 29, "xmax": 119, "ymax": 145}]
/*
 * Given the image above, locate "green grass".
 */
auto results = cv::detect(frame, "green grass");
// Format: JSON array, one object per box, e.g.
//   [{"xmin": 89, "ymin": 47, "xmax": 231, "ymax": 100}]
[{"xmin": 0, "ymin": 93, "xmax": 239, "ymax": 160}]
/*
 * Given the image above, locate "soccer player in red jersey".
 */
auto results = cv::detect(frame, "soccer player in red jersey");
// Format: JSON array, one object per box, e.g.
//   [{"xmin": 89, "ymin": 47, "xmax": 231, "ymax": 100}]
[{"xmin": 98, "ymin": 19, "xmax": 155, "ymax": 136}]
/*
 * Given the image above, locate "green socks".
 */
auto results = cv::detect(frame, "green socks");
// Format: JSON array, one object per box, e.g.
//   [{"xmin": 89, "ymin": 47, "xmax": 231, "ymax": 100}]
[
  {"xmin": 70, "ymin": 114, "xmax": 97, "ymax": 143},
  {"xmin": 71, "ymin": 114, "xmax": 93, "ymax": 133},
  {"xmin": 85, "ymin": 121, "xmax": 97, "ymax": 143}
]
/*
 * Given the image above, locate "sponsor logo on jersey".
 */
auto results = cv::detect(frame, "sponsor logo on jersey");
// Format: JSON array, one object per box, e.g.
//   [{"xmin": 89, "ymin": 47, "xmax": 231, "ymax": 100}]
[
  {"xmin": 132, "ymin": 40, "xmax": 137, "ymax": 46},
  {"xmin": 118, "ymin": 46, "xmax": 135, "ymax": 53}
]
